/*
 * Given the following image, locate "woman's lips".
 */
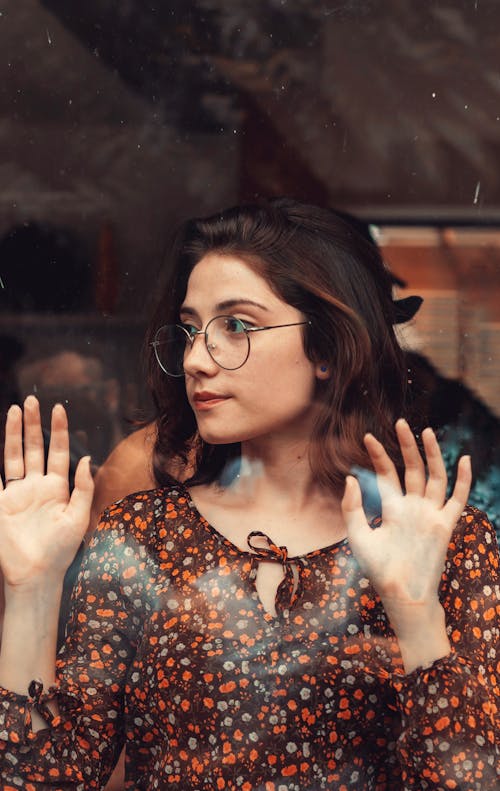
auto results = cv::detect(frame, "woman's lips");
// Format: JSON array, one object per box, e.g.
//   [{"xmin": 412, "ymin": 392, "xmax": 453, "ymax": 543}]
[{"xmin": 192, "ymin": 392, "xmax": 230, "ymax": 411}]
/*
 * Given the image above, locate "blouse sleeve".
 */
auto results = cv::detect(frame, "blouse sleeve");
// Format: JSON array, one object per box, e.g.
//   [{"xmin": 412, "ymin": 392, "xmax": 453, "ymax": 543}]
[
  {"xmin": 393, "ymin": 507, "xmax": 500, "ymax": 789},
  {"xmin": 0, "ymin": 501, "xmax": 150, "ymax": 790}
]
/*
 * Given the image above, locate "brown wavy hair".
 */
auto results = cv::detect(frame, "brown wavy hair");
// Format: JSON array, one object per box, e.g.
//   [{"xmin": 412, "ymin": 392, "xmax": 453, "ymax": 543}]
[{"xmin": 144, "ymin": 198, "xmax": 408, "ymax": 495}]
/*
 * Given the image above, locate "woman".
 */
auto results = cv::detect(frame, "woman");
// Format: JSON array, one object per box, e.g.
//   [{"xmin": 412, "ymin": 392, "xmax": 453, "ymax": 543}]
[{"xmin": 0, "ymin": 199, "xmax": 498, "ymax": 789}]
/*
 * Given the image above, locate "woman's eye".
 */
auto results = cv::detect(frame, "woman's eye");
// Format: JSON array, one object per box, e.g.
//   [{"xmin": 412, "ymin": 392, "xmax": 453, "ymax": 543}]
[
  {"xmin": 181, "ymin": 323, "xmax": 198, "ymax": 337},
  {"xmin": 224, "ymin": 317, "xmax": 249, "ymax": 334}
]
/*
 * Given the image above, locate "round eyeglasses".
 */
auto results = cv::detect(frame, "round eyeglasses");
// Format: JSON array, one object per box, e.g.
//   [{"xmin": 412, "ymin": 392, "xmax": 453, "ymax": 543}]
[{"xmin": 152, "ymin": 315, "xmax": 311, "ymax": 377}]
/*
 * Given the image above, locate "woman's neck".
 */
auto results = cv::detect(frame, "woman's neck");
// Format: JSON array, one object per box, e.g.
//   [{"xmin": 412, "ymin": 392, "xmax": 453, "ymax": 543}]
[
  {"xmin": 189, "ymin": 436, "xmax": 346, "ymax": 555},
  {"xmin": 217, "ymin": 436, "xmax": 332, "ymax": 512}
]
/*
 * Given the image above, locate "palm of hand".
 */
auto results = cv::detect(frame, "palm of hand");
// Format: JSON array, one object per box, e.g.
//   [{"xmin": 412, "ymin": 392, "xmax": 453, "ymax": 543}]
[
  {"xmin": 349, "ymin": 492, "xmax": 454, "ymax": 604},
  {"xmin": 0, "ymin": 476, "xmax": 77, "ymax": 586},
  {"xmin": 342, "ymin": 420, "xmax": 471, "ymax": 609},
  {"xmin": 0, "ymin": 399, "xmax": 94, "ymax": 590}
]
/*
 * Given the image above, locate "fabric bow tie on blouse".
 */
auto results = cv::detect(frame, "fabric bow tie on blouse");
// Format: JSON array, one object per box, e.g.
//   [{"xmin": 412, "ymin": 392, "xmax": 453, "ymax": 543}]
[{"xmin": 247, "ymin": 530, "xmax": 304, "ymax": 615}]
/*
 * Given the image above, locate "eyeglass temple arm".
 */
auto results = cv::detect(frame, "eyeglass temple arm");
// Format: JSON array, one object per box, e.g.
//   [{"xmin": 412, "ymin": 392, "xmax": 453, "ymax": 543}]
[{"xmin": 246, "ymin": 320, "xmax": 311, "ymax": 334}]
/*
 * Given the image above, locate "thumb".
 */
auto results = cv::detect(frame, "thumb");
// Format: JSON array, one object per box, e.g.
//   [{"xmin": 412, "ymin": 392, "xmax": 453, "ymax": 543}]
[
  {"xmin": 342, "ymin": 475, "xmax": 370, "ymax": 541},
  {"xmin": 443, "ymin": 455, "xmax": 471, "ymax": 527},
  {"xmin": 65, "ymin": 456, "xmax": 94, "ymax": 536}
]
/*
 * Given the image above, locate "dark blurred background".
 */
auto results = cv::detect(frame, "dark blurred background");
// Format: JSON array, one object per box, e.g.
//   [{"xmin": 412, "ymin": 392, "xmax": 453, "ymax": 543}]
[{"xmin": 0, "ymin": 1, "xmax": 499, "ymax": 521}]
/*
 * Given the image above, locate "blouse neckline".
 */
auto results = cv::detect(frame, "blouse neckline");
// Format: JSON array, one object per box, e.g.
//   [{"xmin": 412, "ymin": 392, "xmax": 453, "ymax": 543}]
[{"xmin": 176, "ymin": 481, "xmax": 349, "ymax": 562}]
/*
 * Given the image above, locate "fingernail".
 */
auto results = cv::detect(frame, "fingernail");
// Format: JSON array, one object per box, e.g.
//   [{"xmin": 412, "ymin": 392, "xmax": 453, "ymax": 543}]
[{"xmin": 364, "ymin": 432, "xmax": 381, "ymax": 445}]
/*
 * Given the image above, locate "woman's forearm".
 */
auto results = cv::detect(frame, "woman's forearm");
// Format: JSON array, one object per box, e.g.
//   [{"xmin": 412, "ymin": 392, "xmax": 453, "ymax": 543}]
[
  {"xmin": 385, "ymin": 599, "xmax": 451, "ymax": 674},
  {"xmin": 0, "ymin": 582, "xmax": 62, "ymax": 698}
]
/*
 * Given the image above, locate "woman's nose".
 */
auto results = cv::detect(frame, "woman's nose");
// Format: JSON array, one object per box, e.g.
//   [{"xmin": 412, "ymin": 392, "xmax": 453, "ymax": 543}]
[{"xmin": 183, "ymin": 332, "xmax": 219, "ymax": 376}]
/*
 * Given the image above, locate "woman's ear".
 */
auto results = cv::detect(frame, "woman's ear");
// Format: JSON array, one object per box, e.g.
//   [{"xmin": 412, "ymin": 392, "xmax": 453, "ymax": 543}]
[{"xmin": 316, "ymin": 363, "xmax": 330, "ymax": 380}]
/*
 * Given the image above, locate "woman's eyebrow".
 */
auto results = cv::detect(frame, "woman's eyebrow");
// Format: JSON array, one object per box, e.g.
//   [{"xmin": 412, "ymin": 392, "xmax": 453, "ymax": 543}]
[
  {"xmin": 180, "ymin": 299, "xmax": 269, "ymax": 316},
  {"xmin": 216, "ymin": 298, "xmax": 269, "ymax": 313},
  {"xmin": 179, "ymin": 306, "xmax": 198, "ymax": 318}
]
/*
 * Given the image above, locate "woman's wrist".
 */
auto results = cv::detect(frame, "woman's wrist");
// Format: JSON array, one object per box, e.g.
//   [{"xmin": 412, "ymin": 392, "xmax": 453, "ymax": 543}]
[
  {"xmin": 4, "ymin": 575, "xmax": 65, "ymax": 601},
  {"xmin": 384, "ymin": 599, "xmax": 451, "ymax": 674}
]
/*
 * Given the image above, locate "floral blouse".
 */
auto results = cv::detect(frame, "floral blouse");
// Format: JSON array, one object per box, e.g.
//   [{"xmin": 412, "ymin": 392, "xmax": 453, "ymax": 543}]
[{"xmin": 0, "ymin": 485, "xmax": 499, "ymax": 790}]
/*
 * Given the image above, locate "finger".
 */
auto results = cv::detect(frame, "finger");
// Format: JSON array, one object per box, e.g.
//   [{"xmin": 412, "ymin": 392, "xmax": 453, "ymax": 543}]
[
  {"xmin": 46, "ymin": 403, "xmax": 70, "ymax": 480},
  {"xmin": 23, "ymin": 395, "xmax": 45, "ymax": 476},
  {"xmin": 3, "ymin": 404, "xmax": 24, "ymax": 484},
  {"xmin": 395, "ymin": 418, "xmax": 426, "ymax": 496},
  {"xmin": 342, "ymin": 475, "xmax": 372, "ymax": 544},
  {"xmin": 443, "ymin": 455, "xmax": 472, "ymax": 525},
  {"xmin": 64, "ymin": 456, "xmax": 95, "ymax": 537},
  {"xmin": 363, "ymin": 432, "xmax": 402, "ymax": 498},
  {"xmin": 421, "ymin": 427, "xmax": 447, "ymax": 505}
]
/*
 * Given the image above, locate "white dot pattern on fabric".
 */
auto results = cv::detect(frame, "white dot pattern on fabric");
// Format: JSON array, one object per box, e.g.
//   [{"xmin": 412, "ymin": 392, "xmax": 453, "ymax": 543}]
[{"xmin": 0, "ymin": 488, "xmax": 498, "ymax": 790}]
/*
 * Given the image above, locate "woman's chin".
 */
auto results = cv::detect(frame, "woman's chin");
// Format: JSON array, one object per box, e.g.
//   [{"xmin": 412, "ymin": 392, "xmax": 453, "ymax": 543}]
[{"xmin": 197, "ymin": 429, "xmax": 240, "ymax": 446}]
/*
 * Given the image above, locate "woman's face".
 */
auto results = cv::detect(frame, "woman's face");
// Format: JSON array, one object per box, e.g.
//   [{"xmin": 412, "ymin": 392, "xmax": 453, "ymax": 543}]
[{"xmin": 180, "ymin": 253, "xmax": 325, "ymax": 448}]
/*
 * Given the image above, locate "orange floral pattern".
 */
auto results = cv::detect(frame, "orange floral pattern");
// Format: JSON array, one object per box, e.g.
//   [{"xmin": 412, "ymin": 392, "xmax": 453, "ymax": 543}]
[{"xmin": 1, "ymin": 485, "xmax": 499, "ymax": 790}]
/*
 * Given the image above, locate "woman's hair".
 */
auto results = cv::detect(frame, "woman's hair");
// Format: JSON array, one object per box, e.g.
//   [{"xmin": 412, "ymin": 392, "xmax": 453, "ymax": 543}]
[{"xmin": 145, "ymin": 198, "xmax": 408, "ymax": 495}]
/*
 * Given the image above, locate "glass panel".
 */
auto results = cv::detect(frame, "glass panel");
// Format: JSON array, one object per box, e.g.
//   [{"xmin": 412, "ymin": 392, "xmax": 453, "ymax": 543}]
[{"xmin": 1, "ymin": 4, "xmax": 498, "ymax": 790}]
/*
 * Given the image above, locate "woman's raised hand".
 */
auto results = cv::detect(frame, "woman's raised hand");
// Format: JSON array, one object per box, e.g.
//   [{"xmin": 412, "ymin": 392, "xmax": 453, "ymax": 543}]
[
  {"xmin": 341, "ymin": 419, "xmax": 472, "ymax": 669},
  {"xmin": 0, "ymin": 396, "xmax": 94, "ymax": 590}
]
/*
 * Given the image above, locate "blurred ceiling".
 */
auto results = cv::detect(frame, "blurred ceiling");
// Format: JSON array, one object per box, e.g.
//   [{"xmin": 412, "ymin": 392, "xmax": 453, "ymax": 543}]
[{"xmin": 3, "ymin": 0, "xmax": 500, "ymax": 218}]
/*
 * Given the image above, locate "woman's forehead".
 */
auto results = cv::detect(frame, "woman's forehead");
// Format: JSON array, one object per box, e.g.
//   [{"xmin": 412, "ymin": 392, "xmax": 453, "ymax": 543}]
[{"xmin": 183, "ymin": 253, "xmax": 279, "ymax": 309}]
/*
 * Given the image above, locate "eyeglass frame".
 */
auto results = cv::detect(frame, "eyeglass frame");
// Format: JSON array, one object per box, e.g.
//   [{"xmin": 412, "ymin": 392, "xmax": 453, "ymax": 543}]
[{"xmin": 151, "ymin": 314, "xmax": 312, "ymax": 377}]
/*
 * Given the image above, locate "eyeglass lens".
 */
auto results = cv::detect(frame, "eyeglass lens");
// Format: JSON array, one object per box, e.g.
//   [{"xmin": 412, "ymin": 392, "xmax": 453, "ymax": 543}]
[{"xmin": 153, "ymin": 316, "xmax": 250, "ymax": 376}]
